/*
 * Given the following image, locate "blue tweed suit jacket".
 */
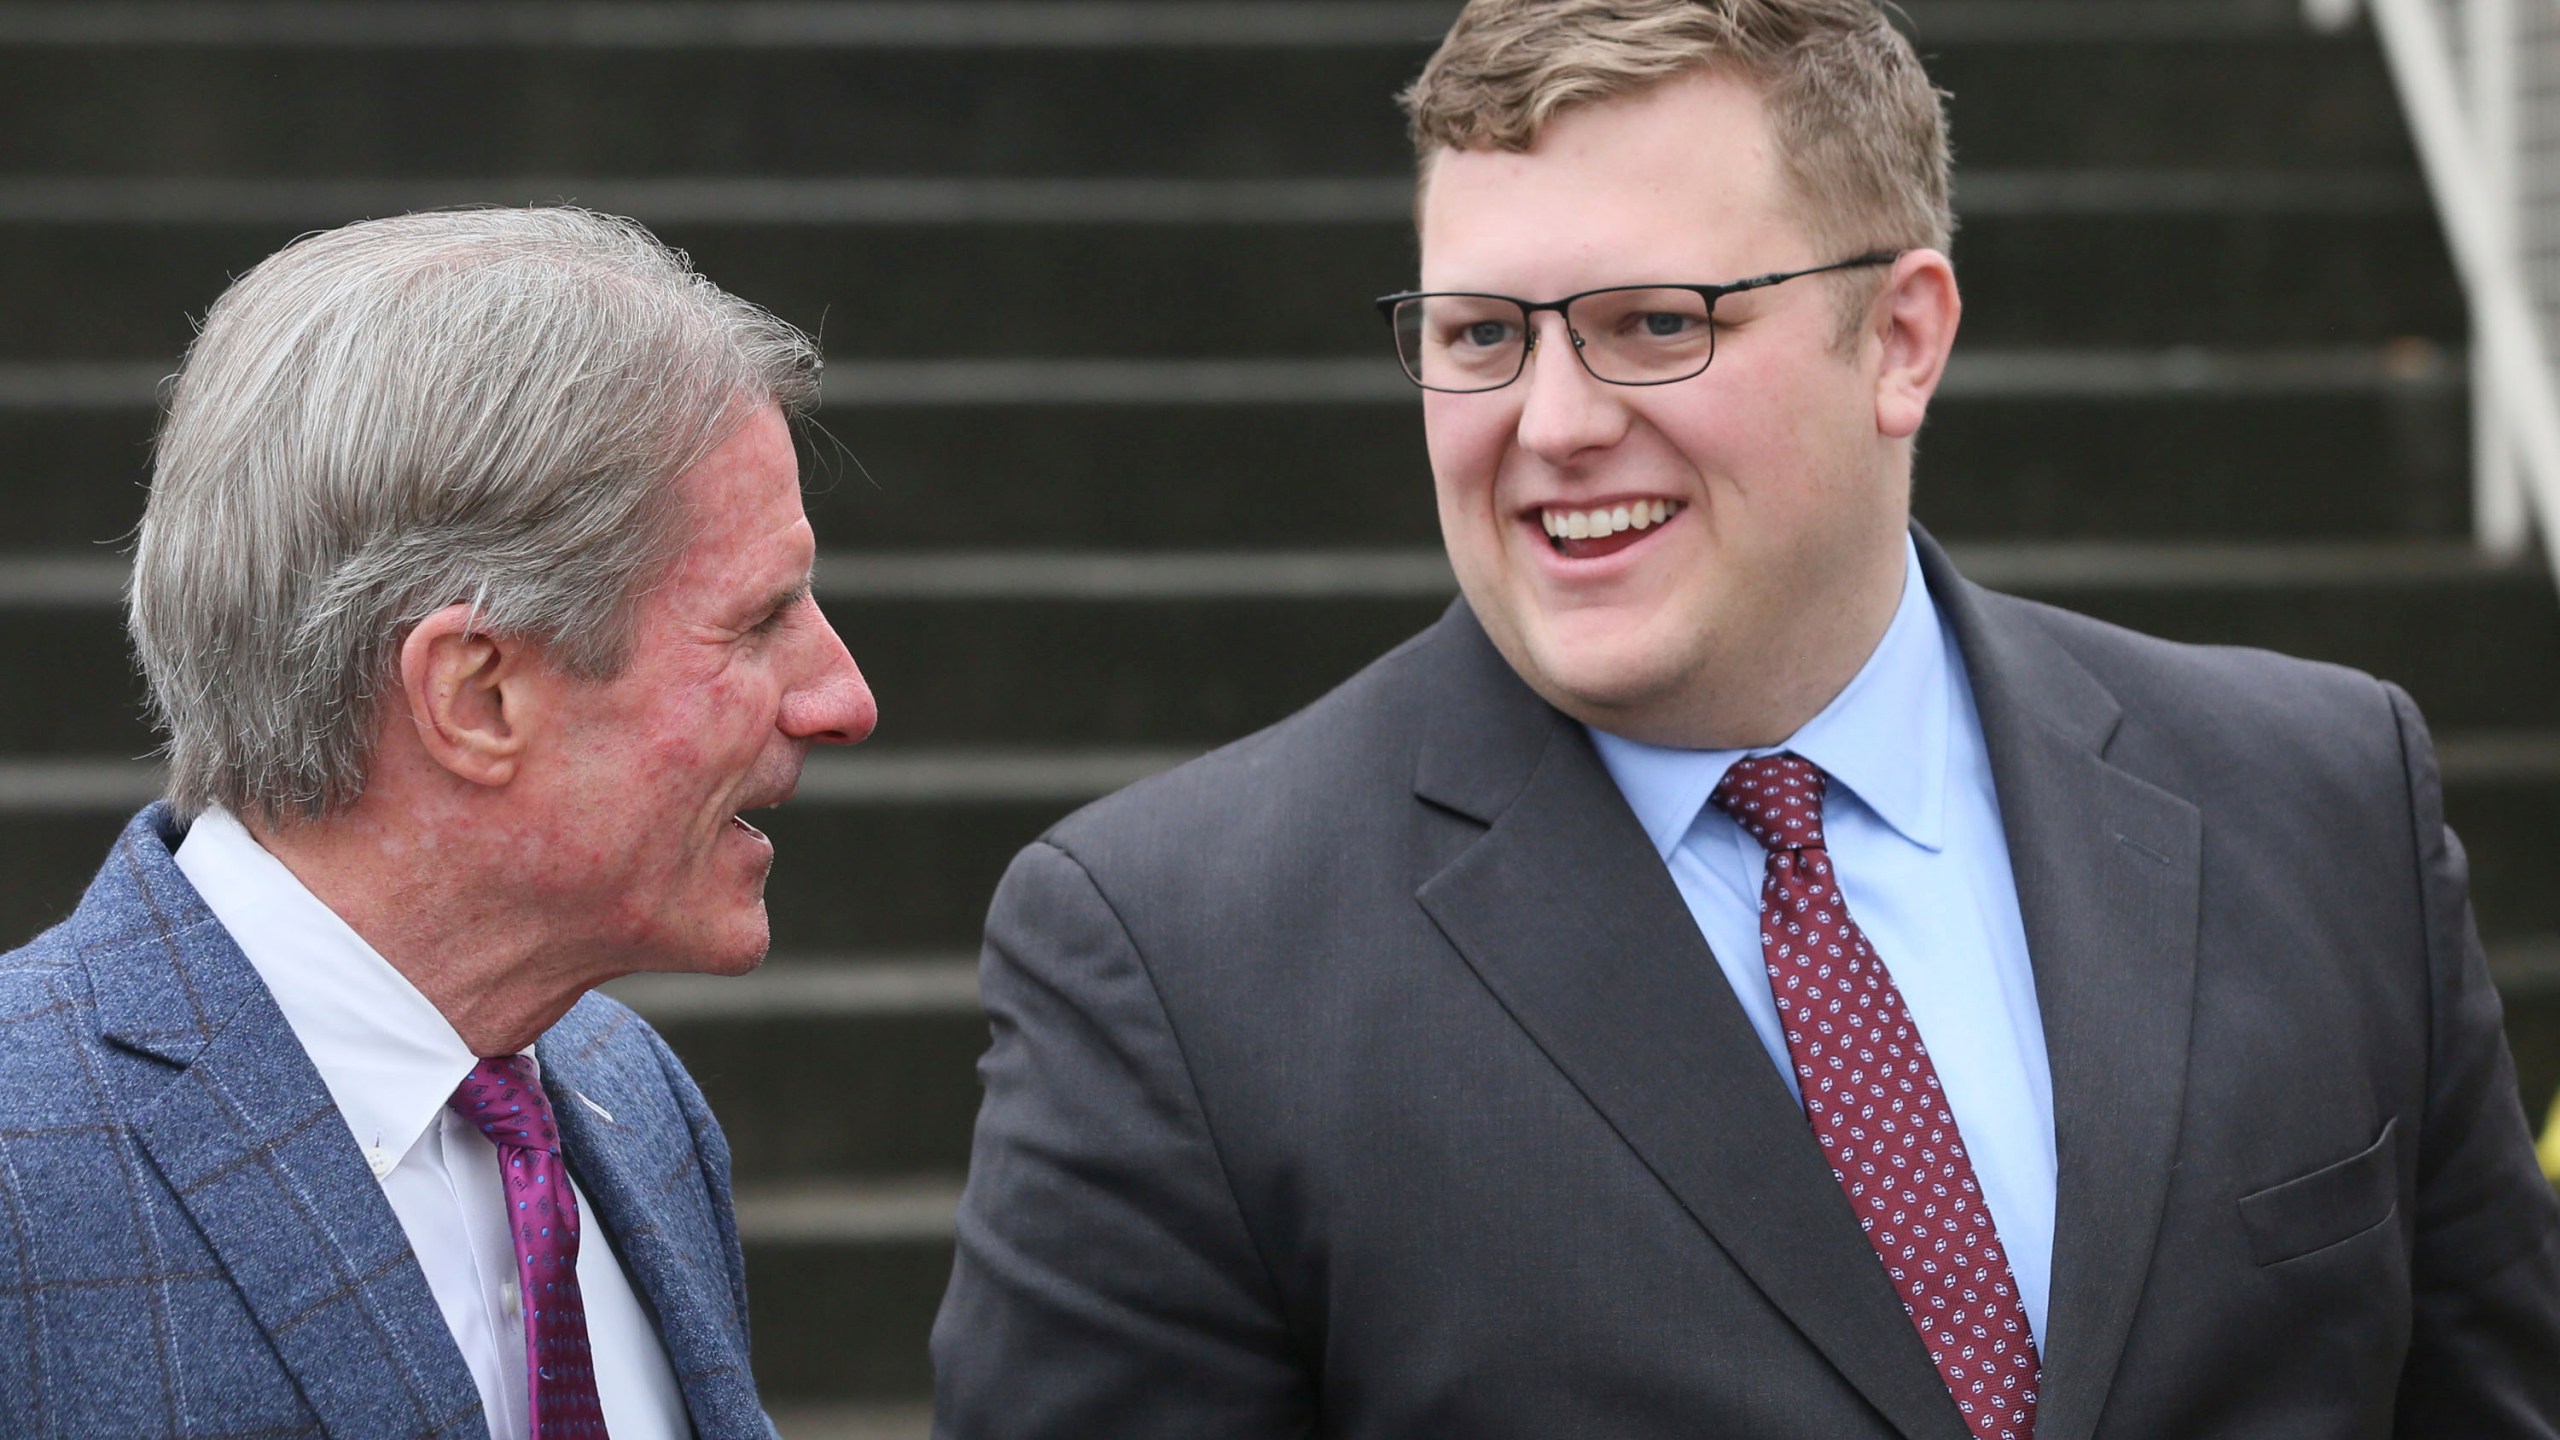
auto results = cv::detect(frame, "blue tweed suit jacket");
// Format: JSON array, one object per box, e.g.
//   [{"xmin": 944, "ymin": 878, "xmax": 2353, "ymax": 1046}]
[{"xmin": 0, "ymin": 807, "xmax": 780, "ymax": 1439}]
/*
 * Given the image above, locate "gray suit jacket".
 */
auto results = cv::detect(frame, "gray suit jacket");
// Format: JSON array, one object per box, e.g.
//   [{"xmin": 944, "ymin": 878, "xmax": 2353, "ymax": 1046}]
[
  {"xmin": 0, "ymin": 805, "xmax": 777, "ymax": 1440},
  {"xmin": 934, "ymin": 532, "xmax": 2560, "ymax": 1439}
]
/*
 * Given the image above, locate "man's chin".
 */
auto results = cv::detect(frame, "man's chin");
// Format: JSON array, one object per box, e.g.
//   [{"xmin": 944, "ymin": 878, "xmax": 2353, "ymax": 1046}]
[
  {"xmin": 1513, "ymin": 629, "xmax": 1697, "ymax": 728},
  {"xmin": 699, "ymin": 903, "xmax": 774, "ymax": 977},
  {"xmin": 635, "ymin": 899, "xmax": 772, "ymax": 980},
  {"xmin": 694, "ymin": 944, "xmax": 769, "ymax": 979}
]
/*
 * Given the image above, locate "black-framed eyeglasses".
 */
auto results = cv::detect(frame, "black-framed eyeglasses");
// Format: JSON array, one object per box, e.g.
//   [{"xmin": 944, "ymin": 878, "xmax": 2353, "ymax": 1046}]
[{"xmin": 1374, "ymin": 251, "xmax": 1903, "ymax": 393}]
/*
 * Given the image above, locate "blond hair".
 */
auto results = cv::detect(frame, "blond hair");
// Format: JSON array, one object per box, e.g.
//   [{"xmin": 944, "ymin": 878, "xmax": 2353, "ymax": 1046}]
[{"xmin": 1401, "ymin": 0, "xmax": 1953, "ymax": 264}]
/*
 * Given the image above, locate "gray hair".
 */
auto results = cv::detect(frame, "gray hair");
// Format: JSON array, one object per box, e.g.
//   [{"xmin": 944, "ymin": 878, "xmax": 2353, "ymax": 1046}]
[{"xmin": 129, "ymin": 206, "xmax": 821, "ymax": 826}]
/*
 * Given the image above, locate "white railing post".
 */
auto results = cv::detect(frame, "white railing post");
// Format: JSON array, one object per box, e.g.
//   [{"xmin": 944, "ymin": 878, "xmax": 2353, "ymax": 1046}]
[
  {"xmin": 2372, "ymin": 0, "xmax": 2560, "ymax": 572},
  {"xmin": 2474, "ymin": 0, "xmax": 2534, "ymax": 557}
]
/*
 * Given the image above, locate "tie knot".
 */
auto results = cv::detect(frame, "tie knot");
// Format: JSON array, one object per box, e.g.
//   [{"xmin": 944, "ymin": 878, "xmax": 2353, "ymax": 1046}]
[
  {"xmin": 1710, "ymin": 752, "xmax": 1829, "ymax": 854},
  {"xmin": 448, "ymin": 1053, "xmax": 561, "ymax": 1154}
]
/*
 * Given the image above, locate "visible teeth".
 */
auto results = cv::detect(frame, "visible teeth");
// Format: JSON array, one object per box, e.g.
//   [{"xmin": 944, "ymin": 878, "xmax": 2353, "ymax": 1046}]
[{"xmin": 1540, "ymin": 500, "xmax": 1684, "ymax": 543}]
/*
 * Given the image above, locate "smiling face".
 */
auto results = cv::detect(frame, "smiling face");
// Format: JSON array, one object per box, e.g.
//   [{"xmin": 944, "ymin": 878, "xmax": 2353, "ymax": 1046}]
[
  {"xmin": 522, "ymin": 402, "xmax": 876, "ymax": 975},
  {"xmin": 1418, "ymin": 71, "xmax": 1925, "ymax": 747}
]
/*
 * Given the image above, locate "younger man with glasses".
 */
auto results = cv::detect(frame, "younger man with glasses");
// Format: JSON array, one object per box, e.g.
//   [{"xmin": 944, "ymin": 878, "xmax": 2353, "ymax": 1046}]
[{"xmin": 932, "ymin": 2, "xmax": 2560, "ymax": 1435}]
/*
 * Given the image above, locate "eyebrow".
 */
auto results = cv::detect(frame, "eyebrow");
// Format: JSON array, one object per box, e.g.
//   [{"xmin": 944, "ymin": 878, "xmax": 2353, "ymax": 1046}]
[{"xmin": 751, "ymin": 572, "xmax": 815, "ymax": 624}]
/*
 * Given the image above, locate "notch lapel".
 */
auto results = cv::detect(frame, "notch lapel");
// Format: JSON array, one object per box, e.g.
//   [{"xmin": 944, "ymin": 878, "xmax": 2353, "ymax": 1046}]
[
  {"xmin": 90, "ymin": 812, "xmax": 482, "ymax": 1440},
  {"xmin": 543, "ymin": 1017, "xmax": 766, "ymax": 1440},
  {"xmin": 1410, "ymin": 612, "xmax": 1969, "ymax": 1440},
  {"xmin": 1921, "ymin": 534, "xmax": 2202, "ymax": 1440}
]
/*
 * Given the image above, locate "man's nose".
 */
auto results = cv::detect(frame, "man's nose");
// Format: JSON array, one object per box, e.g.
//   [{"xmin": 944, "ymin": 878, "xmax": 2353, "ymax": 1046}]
[
  {"xmin": 784, "ymin": 605, "xmax": 877, "ymax": 746},
  {"xmin": 1513, "ymin": 312, "xmax": 1629, "ymax": 465}
]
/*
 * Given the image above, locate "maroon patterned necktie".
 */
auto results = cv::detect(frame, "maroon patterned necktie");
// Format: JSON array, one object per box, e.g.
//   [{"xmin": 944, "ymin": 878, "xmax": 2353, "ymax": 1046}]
[
  {"xmin": 449, "ymin": 1055, "xmax": 611, "ymax": 1439},
  {"xmin": 1711, "ymin": 753, "xmax": 2039, "ymax": 1440}
]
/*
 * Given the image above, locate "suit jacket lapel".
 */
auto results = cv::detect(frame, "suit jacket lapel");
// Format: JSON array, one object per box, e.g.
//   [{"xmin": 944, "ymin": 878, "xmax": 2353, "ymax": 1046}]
[
  {"xmin": 88, "ymin": 810, "xmax": 483, "ymax": 1440},
  {"xmin": 1411, "ymin": 610, "xmax": 1971, "ymax": 1440},
  {"xmin": 543, "ymin": 1022, "xmax": 765, "ymax": 1440},
  {"xmin": 1919, "ymin": 533, "xmax": 2202, "ymax": 1440}
]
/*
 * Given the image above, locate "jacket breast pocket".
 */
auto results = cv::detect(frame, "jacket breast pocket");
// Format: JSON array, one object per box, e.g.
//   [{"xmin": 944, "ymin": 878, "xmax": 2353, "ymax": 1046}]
[{"xmin": 2237, "ymin": 1118, "xmax": 2399, "ymax": 1266}]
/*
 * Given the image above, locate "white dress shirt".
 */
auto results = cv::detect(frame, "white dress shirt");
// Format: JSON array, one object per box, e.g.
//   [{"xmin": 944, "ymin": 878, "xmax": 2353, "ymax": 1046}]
[
  {"xmin": 1587, "ymin": 536, "xmax": 2059, "ymax": 1345},
  {"xmin": 175, "ymin": 809, "xmax": 692, "ymax": 1440}
]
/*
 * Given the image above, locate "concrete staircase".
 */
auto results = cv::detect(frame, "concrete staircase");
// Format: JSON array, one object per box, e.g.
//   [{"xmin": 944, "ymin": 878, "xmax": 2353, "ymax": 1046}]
[{"xmin": 0, "ymin": 2, "xmax": 2552, "ymax": 1434}]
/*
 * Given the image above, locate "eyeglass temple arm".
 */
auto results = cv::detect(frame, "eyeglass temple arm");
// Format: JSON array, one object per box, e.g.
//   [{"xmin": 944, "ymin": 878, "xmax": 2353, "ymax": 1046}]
[{"xmin": 1712, "ymin": 250, "xmax": 1907, "ymax": 299}]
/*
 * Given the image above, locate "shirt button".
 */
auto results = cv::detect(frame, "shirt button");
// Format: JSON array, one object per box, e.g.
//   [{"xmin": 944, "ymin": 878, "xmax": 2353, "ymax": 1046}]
[{"xmin": 502, "ymin": 1279, "xmax": 520, "ymax": 1315}]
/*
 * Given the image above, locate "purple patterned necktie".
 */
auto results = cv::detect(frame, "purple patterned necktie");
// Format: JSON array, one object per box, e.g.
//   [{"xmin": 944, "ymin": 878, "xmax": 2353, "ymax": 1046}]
[
  {"xmin": 1712, "ymin": 753, "xmax": 2039, "ymax": 1440},
  {"xmin": 449, "ymin": 1055, "xmax": 610, "ymax": 1439}
]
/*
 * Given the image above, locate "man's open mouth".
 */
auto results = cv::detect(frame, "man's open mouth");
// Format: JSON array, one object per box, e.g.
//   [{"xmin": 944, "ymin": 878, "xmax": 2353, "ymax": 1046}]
[{"xmin": 1540, "ymin": 500, "xmax": 1684, "ymax": 560}]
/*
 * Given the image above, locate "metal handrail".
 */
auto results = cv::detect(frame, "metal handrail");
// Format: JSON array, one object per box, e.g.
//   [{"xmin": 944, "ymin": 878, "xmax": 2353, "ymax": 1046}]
[{"xmin": 2328, "ymin": 0, "xmax": 2560, "ymax": 575}]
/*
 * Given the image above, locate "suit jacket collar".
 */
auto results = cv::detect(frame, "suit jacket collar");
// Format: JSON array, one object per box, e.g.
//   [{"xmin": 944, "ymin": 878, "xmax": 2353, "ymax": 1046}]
[
  {"xmin": 82, "ymin": 806, "xmax": 771, "ymax": 1440},
  {"xmin": 1411, "ymin": 608, "xmax": 1976, "ymax": 1440},
  {"xmin": 543, "ymin": 1004, "xmax": 769, "ymax": 1439},
  {"xmin": 1410, "ymin": 600, "xmax": 1556, "ymax": 826},
  {"xmin": 1916, "ymin": 531, "xmax": 2201, "ymax": 1440},
  {"xmin": 86, "ymin": 806, "xmax": 488, "ymax": 1440},
  {"xmin": 1410, "ymin": 526, "xmax": 2201, "ymax": 1440}
]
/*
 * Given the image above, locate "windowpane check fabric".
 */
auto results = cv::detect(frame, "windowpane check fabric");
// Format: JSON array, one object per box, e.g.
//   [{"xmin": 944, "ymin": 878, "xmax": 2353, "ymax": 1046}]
[
  {"xmin": 451, "ymin": 1055, "xmax": 610, "ymax": 1440},
  {"xmin": 1712, "ymin": 753, "xmax": 2039, "ymax": 1440}
]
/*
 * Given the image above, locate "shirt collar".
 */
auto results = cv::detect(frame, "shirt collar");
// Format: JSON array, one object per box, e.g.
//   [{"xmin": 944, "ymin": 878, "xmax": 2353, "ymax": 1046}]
[
  {"xmin": 171, "ymin": 808, "xmax": 520, "ymax": 1172},
  {"xmin": 1589, "ymin": 534, "xmax": 1953, "ymax": 856}
]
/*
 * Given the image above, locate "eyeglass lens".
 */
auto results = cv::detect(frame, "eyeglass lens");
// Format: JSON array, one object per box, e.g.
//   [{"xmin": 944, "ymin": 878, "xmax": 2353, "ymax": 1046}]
[{"xmin": 1390, "ymin": 287, "xmax": 1720, "ymax": 391}]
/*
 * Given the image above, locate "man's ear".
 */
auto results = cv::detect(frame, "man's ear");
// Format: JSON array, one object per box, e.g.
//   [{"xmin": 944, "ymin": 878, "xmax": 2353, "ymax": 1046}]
[
  {"xmin": 398, "ymin": 604, "xmax": 533, "ymax": 788},
  {"xmin": 1871, "ymin": 248, "xmax": 1961, "ymax": 441}
]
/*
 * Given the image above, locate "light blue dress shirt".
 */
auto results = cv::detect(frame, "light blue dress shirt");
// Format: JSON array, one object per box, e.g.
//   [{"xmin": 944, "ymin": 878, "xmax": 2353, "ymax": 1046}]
[{"xmin": 1587, "ymin": 536, "xmax": 2058, "ymax": 1346}]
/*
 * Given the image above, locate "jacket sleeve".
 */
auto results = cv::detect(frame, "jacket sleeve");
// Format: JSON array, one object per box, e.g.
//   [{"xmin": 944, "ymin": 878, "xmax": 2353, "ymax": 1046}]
[
  {"xmin": 2386, "ymin": 682, "xmax": 2560, "ymax": 1436},
  {"xmin": 931, "ymin": 839, "xmax": 1312, "ymax": 1439}
]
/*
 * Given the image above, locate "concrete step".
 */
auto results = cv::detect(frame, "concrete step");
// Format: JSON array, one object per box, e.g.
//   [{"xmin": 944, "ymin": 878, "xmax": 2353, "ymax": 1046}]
[
  {"xmin": 0, "ymin": 589, "xmax": 1464, "ymax": 757},
  {"xmin": 0, "ymin": 542, "xmax": 2551, "ymax": 763},
  {"xmin": 802, "ymin": 545, "xmax": 2560, "ymax": 739},
  {"xmin": 0, "ymin": 762, "xmax": 1137, "ymax": 953},
  {"xmin": 0, "ymin": 202, "xmax": 2460, "ymax": 363},
  {"xmin": 0, "ymin": 45, "xmax": 1429, "ymax": 183},
  {"xmin": 0, "ymin": 343, "xmax": 2474, "ymax": 555},
  {"xmin": 733, "ymin": 1176, "xmax": 959, "ymax": 1403},
  {"xmin": 1927, "ymin": 24, "xmax": 2412, "ymax": 172},
  {"xmin": 615, "ymin": 959, "xmax": 988, "ymax": 1182},
  {"xmin": 766, "ymin": 1404, "xmax": 928, "ymax": 1440},
  {"xmin": 3, "ymin": 717, "xmax": 2557, "ymax": 957},
  {"xmin": 0, "ymin": 8, "xmax": 2393, "ymax": 179}
]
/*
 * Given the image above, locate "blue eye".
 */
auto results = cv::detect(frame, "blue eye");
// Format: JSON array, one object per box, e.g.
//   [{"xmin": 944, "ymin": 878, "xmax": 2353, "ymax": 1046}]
[
  {"xmin": 1641, "ymin": 311, "xmax": 1696, "ymax": 337},
  {"xmin": 1463, "ymin": 320, "xmax": 1512, "ymax": 349}
]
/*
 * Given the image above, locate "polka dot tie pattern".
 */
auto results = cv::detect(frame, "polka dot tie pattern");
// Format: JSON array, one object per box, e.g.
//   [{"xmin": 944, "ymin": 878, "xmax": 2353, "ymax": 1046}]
[
  {"xmin": 1711, "ymin": 754, "xmax": 2039, "ymax": 1440},
  {"xmin": 449, "ymin": 1055, "xmax": 610, "ymax": 1440}
]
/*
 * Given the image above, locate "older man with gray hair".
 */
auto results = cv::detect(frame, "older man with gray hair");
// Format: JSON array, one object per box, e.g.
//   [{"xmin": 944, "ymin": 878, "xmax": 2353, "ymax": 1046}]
[{"xmin": 0, "ymin": 207, "xmax": 872, "ymax": 1439}]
